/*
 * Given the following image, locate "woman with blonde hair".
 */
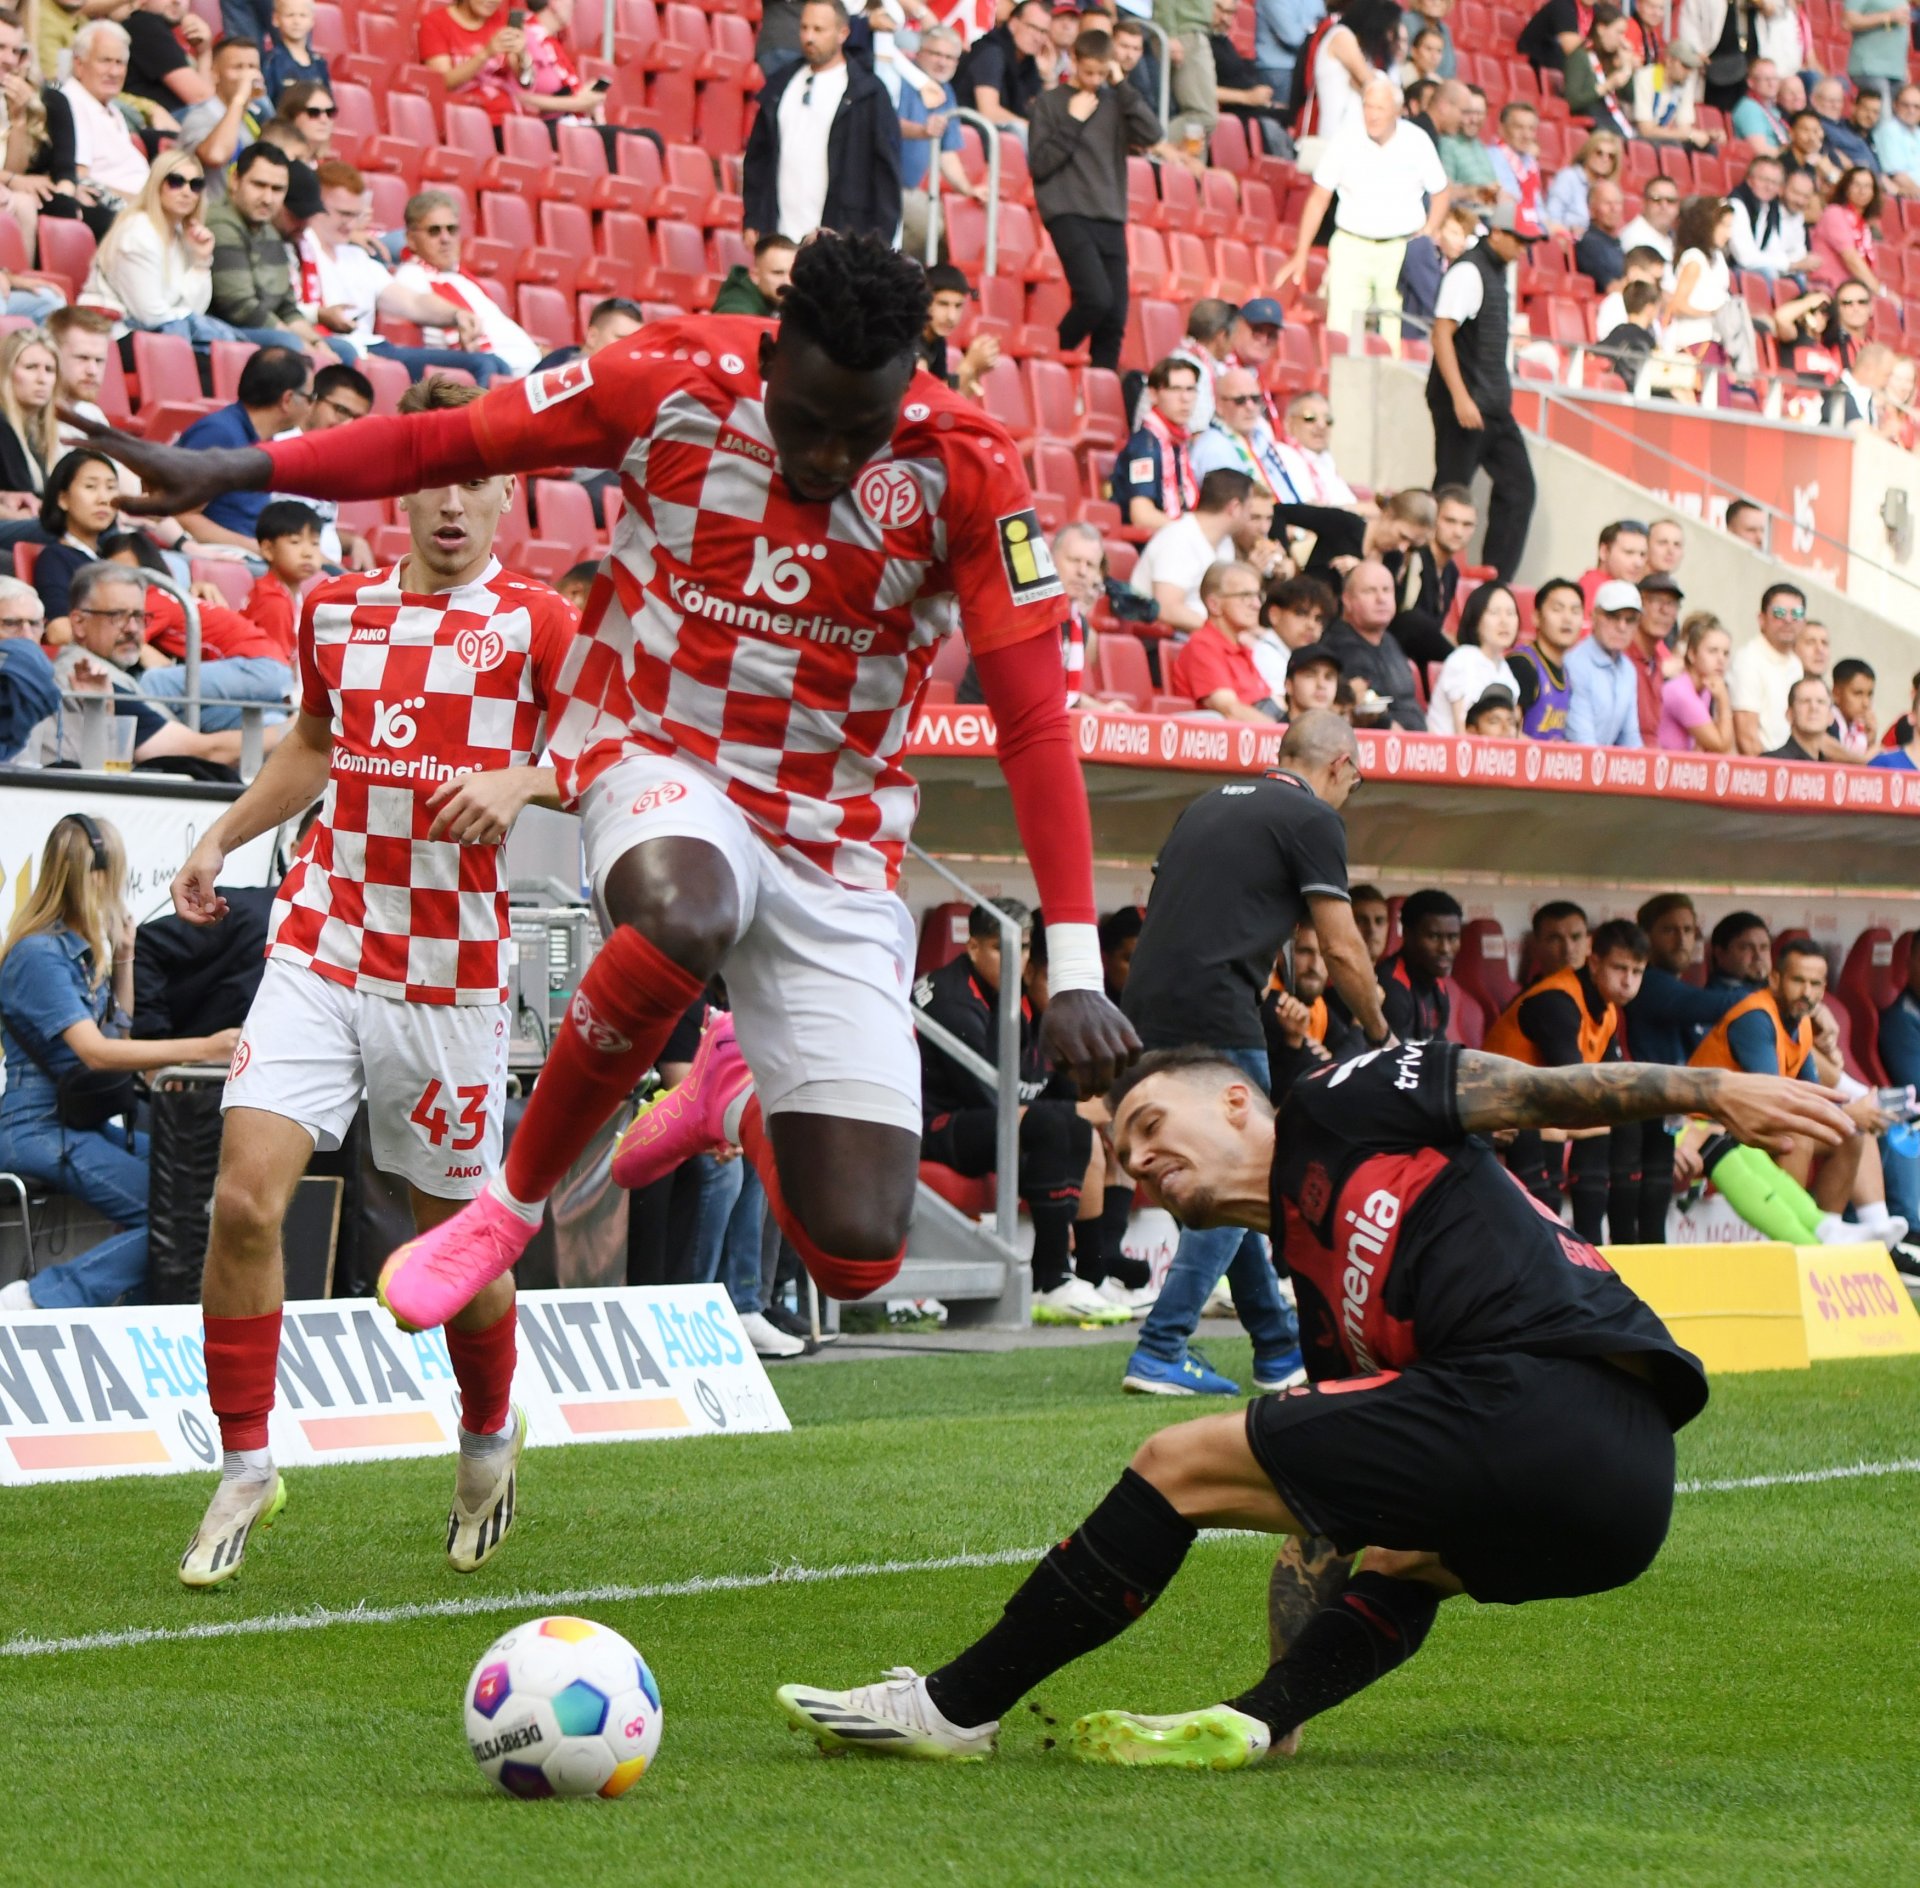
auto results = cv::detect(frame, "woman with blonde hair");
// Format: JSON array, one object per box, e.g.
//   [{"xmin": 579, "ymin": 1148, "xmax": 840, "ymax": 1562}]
[
  {"xmin": 1542, "ymin": 128, "xmax": 1624, "ymax": 236},
  {"xmin": 82, "ymin": 148, "xmax": 219, "ymax": 340},
  {"xmin": 0, "ymin": 814, "xmax": 238, "ymax": 1310},
  {"xmin": 0, "ymin": 324, "xmax": 59, "ymax": 494}
]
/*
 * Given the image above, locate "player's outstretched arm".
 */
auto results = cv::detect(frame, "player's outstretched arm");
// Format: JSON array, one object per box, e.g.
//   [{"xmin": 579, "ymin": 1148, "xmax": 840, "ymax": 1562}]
[
  {"xmin": 62, "ymin": 406, "xmax": 273, "ymax": 519},
  {"xmin": 174, "ymin": 710, "xmax": 333, "ymax": 925},
  {"xmin": 1453, "ymin": 1051, "xmax": 1855, "ymax": 1157}
]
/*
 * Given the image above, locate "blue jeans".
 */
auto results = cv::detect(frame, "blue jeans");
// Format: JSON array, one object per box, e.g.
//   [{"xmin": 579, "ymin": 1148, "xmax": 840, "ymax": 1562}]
[
  {"xmin": 140, "ymin": 655, "xmax": 291, "ymax": 732},
  {"xmin": 0, "ymin": 1116, "xmax": 149, "ymax": 1308},
  {"xmin": 721, "ymin": 1169, "xmax": 768, "ymax": 1316},
  {"xmin": 370, "ymin": 340, "xmax": 513, "ymax": 387},
  {"xmin": 684, "ymin": 1150, "xmax": 746, "ymax": 1285},
  {"xmin": 1133, "ymin": 1046, "xmax": 1300, "ymax": 1363},
  {"xmin": 1884, "ymin": 1134, "xmax": 1920, "ymax": 1235},
  {"xmin": 158, "ymin": 312, "xmax": 307, "ymax": 355}
]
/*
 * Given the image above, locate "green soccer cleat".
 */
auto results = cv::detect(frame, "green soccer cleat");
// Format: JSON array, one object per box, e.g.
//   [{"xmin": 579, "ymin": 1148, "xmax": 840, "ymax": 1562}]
[
  {"xmin": 777, "ymin": 1667, "xmax": 998, "ymax": 1760},
  {"xmin": 1069, "ymin": 1703, "xmax": 1273, "ymax": 1770}
]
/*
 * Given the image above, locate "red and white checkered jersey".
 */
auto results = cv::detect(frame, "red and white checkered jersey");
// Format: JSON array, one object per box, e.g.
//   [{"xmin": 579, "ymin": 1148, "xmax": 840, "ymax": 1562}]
[
  {"xmin": 270, "ymin": 559, "xmax": 573, "ymax": 1005},
  {"xmin": 467, "ymin": 316, "xmax": 1067, "ymax": 891}
]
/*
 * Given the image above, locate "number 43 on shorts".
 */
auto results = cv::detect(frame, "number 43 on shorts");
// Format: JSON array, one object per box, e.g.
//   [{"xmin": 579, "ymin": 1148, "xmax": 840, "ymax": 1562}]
[{"xmin": 410, "ymin": 1079, "xmax": 489, "ymax": 1151}]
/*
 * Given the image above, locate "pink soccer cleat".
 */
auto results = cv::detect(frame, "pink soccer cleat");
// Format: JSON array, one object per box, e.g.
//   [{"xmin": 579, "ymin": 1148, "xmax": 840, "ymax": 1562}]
[
  {"xmin": 377, "ymin": 1189, "xmax": 538, "ymax": 1334},
  {"xmin": 611, "ymin": 1010, "xmax": 753, "ymax": 1193}
]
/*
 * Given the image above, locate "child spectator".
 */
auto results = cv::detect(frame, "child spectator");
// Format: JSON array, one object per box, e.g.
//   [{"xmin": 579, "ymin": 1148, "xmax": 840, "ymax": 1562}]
[
  {"xmin": 245, "ymin": 499, "xmax": 323, "ymax": 661},
  {"xmin": 1464, "ymin": 685, "xmax": 1520, "ymax": 736},
  {"xmin": 1598, "ymin": 279, "xmax": 1662, "ymax": 384},
  {"xmin": 1830, "ymin": 656, "xmax": 1877, "ymax": 754},
  {"xmin": 263, "ymin": 0, "xmax": 329, "ymax": 104}
]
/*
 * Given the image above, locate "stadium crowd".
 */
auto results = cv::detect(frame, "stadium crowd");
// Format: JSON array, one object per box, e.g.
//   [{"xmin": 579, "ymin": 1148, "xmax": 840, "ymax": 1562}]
[{"xmin": 0, "ymin": 0, "xmax": 1918, "ymax": 1346}]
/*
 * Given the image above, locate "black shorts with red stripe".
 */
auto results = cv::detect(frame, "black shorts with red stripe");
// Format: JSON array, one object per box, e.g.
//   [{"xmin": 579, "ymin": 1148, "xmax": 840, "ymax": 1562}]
[{"xmin": 1244, "ymin": 1351, "xmax": 1676, "ymax": 1605}]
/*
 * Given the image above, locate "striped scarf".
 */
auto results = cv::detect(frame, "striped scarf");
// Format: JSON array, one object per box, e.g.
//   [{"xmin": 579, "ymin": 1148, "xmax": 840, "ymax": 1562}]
[{"xmin": 1141, "ymin": 407, "xmax": 1197, "ymax": 515}]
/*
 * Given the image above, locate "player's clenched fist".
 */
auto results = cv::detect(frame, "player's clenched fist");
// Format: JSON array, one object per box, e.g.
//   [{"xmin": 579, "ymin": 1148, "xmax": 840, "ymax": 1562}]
[
  {"xmin": 173, "ymin": 836, "xmax": 230, "ymax": 926},
  {"xmin": 425, "ymin": 764, "xmax": 557, "ymax": 845}
]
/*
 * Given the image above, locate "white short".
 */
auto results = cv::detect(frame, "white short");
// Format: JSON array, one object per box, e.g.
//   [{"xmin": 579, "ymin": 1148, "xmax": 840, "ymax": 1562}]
[
  {"xmin": 578, "ymin": 754, "xmax": 922, "ymax": 1132},
  {"xmin": 223, "ymin": 958, "xmax": 510, "ymax": 1198}
]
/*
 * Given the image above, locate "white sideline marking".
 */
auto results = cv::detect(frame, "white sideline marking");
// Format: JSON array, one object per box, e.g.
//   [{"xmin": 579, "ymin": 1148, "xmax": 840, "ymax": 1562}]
[{"xmin": 6, "ymin": 1458, "xmax": 1917, "ymax": 1661}]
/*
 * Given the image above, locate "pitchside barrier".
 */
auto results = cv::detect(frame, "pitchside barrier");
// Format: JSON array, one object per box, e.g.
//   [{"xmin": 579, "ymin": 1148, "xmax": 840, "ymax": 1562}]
[
  {"xmin": 0, "ymin": 1286, "xmax": 787, "ymax": 1487},
  {"xmin": 1606, "ymin": 1242, "xmax": 1920, "ymax": 1375}
]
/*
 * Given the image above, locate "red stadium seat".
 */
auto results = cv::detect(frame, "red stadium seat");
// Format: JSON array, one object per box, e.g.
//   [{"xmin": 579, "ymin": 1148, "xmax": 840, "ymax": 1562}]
[
  {"xmin": 980, "ymin": 359, "xmax": 1035, "ymax": 446},
  {"xmin": 1094, "ymin": 631, "xmax": 1154, "ymax": 711},
  {"xmin": 516, "ymin": 284, "xmax": 577, "ymax": 355},
  {"xmin": 1028, "ymin": 440, "xmax": 1077, "ymax": 530},
  {"xmin": 1445, "ymin": 979, "xmax": 1487, "ymax": 1049},
  {"xmin": 531, "ymin": 478, "xmax": 600, "ymax": 552},
  {"xmin": 1455, "ymin": 918, "xmax": 1520, "ymax": 1018},
  {"xmin": 1837, "ymin": 928, "xmax": 1899, "ymax": 1084},
  {"xmin": 37, "ymin": 219, "xmax": 96, "ymax": 302},
  {"xmin": 208, "ymin": 339, "xmax": 257, "ymax": 405},
  {"xmin": 189, "ymin": 557, "xmax": 253, "ymax": 611},
  {"xmin": 129, "ymin": 331, "xmax": 214, "ymax": 437},
  {"xmin": 915, "ymin": 900, "xmax": 973, "ymax": 975},
  {"xmin": 1077, "ymin": 367, "xmax": 1129, "ymax": 452},
  {"xmin": 359, "ymin": 351, "xmax": 413, "ymax": 417},
  {"xmin": 649, "ymin": 221, "xmax": 713, "ymax": 308}
]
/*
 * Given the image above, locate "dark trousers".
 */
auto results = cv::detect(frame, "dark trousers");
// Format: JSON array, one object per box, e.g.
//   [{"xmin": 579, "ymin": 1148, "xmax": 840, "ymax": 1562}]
[
  {"xmin": 1428, "ymin": 395, "xmax": 1536, "ymax": 579},
  {"xmin": 1048, "ymin": 213, "xmax": 1130, "ymax": 373}
]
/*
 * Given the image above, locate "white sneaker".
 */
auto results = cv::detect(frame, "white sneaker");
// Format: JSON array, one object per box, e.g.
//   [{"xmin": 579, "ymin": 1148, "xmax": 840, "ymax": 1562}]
[
  {"xmin": 1032, "ymin": 1277, "xmax": 1132, "ymax": 1326},
  {"xmin": 179, "ymin": 1470, "xmax": 286, "ymax": 1589},
  {"xmin": 1097, "ymin": 1277, "xmax": 1159, "ymax": 1317},
  {"xmin": 1201, "ymin": 1282, "xmax": 1237, "ymax": 1320},
  {"xmin": 777, "ymin": 1666, "xmax": 997, "ymax": 1761},
  {"xmin": 0, "ymin": 1277, "xmax": 33, "ymax": 1311},
  {"xmin": 447, "ymin": 1404, "xmax": 525, "ymax": 1573},
  {"xmin": 739, "ymin": 1309, "xmax": 805, "ymax": 1358}
]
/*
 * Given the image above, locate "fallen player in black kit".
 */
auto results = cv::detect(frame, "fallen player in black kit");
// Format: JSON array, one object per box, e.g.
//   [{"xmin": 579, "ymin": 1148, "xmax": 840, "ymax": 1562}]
[{"xmin": 777, "ymin": 1039, "xmax": 1852, "ymax": 1765}]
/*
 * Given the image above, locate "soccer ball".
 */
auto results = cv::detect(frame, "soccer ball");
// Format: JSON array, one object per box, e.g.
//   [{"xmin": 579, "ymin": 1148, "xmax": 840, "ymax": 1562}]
[{"xmin": 464, "ymin": 1615, "xmax": 663, "ymax": 1799}]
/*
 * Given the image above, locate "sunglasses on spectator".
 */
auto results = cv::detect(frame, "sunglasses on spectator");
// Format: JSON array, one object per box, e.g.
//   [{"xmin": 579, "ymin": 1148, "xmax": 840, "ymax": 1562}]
[
  {"xmin": 1769, "ymin": 604, "xmax": 1807, "ymax": 620},
  {"xmin": 1646, "ymin": 191, "xmax": 1677, "ymax": 204},
  {"xmin": 1296, "ymin": 411, "xmax": 1332, "ymax": 426},
  {"xmin": 416, "ymin": 222, "xmax": 460, "ymax": 237},
  {"xmin": 302, "ymin": 104, "xmax": 337, "ymax": 116},
  {"xmin": 1838, "ymin": 294, "xmax": 1870, "ymax": 308},
  {"xmin": 1220, "ymin": 392, "xmax": 1261, "ymax": 406},
  {"xmin": 165, "ymin": 174, "xmax": 206, "ymax": 193}
]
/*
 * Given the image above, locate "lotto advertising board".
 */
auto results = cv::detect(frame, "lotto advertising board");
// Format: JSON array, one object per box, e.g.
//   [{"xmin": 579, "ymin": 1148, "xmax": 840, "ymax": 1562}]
[{"xmin": 0, "ymin": 1286, "xmax": 789, "ymax": 1486}]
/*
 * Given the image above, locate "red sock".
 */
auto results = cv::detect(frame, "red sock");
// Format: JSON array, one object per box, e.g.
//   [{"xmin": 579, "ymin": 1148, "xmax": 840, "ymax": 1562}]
[
  {"xmin": 503, "ymin": 925, "xmax": 706, "ymax": 1203},
  {"xmin": 205, "ymin": 1309, "xmax": 283, "ymax": 1453},
  {"xmin": 738, "ymin": 1097, "xmax": 905, "ymax": 1300},
  {"xmin": 447, "ymin": 1304, "xmax": 517, "ymax": 1436}
]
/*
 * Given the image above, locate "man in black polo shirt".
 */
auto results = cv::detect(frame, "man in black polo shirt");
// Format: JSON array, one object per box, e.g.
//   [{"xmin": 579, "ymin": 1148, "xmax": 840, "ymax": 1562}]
[
  {"xmin": 1766, "ymin": 677, "xmax": 1837, "ymax": 763},
  {"xmin": 1118, "ymin": 712, "xmax": 1391, "ymax": 1398},
  {"xmin": 955, "ymin": 0, "xmax": 1049, "ymax": 130},
  {"xmin": 1374, "ymin": 889, "xmax": 1460, "ymax": 1042}
]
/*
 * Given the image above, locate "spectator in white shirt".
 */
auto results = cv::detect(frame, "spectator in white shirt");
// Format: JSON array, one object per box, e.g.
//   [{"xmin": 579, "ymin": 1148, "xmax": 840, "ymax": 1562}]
[
  {"xmin": 1596, "ymin": 245, "xmax": 1670, "ymax": 343},
  {"xmin": 1270, "ymin": 388, "xmax": 1367, "ymax": 509},
  {"xmin": 1727, "ymin": 153, "xmax": 1809, "ymax": 279},
  {"xmin": 393, "ymin": 189, "xmax": 541, "ymax": 379},
  {"xmin": 1276, "ymin": 77, "xmax": 1451, "ymax": 345},
  {"xmin": 1426, "ymin": 579, "xmax": 1524, "ymax": 733},
  {"xmin": 1129, "ymin": 466, "xmax": 1251, "ymax": 632},
  {"xmin": 83, "ymin": 151, "xmax": 219, "ymax": 338},
  {"xmin": 1729, "ymin": 581, "xmax": 1807, "ymax": 754},
  {"xmin": 61, "ymin": 22, "xmax": 153, "ymax": 205},
  {"xmin": 299, "ymin": 161, "xmax": 511, "ymax": 383},
  {"xmin": 1618, "ymin": 174, "xmax": 1679, "ymax": 268}
]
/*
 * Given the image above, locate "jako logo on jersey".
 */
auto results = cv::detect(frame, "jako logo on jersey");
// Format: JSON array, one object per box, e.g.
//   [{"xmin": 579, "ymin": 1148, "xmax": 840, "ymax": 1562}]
[
  {"xmin": 526, "ymin": 357, "xmax": 593, "ymax": 412},
  {"xmin": 744, "ymin": 537, "xmax": 827, "ymax": 605},
  {"xmin": 350, "ymin": 621, "xmax": 389, "ymax": 643},
  {"xmin": 454, "ymin": 626, "xmax": 506, "ymax": 670},
  {"xmin": 1340, "ymin": 1188, "xmax": 1400, "ymax": 1370},
  {"xmin": 570, "ymin": 989, "xmax": 632, "ymax": 1055},
  {"xmin": 856, "ymin": 463, "xmax": 926, "ymax": 529},
  {"xmin": 445, "ymin": 1164, "xmax": 484, "ymax": 1179},
  {"xmin": 631, "ymin": 780, "xmax": 689, "ymax": 815},
  {"xmin": 370, "ymin": 696, "xmax": 427, "ymax": 749}
]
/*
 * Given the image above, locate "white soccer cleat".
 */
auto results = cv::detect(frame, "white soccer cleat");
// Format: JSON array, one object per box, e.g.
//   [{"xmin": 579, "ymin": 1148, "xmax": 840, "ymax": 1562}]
[
  {"xmin": 1097, "ymin": 1277, "xmax": 1159, "ymax": 1317},
  {"xmin": 1032, "ymin": 1277, "xmax": 1132, "ymax": 1326},
  {"xmin": 777, "ymin": 1667, "xmax": 998, "ymax": 1761},
  {"xmin": 179, "ymin": 1470, "xmax": 287, "ymax": 1589},
  {"xmin": 447, "ymin": 1404, "xmax": 526, "ymax": 1573}
]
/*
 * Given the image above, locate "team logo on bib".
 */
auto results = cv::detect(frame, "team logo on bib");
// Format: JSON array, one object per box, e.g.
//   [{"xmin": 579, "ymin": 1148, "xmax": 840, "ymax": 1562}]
[
  {"xmin": 526, "ymin": 357, "xmax": 593, "ymax": 412},
  {"xmin": 454, "ymin": 626, "xmax": 506, "ymax": 671},
  {"xmin": 856, "ymin": 463, "xmax": 925, "ymax": 529},
  {"xmin": 569, "ymin": 989, "xmax": 632, "ymax": 1055},
  {"xmin": 631, "ymin": 780, "xmax": 688, "ymax": 815},
  {"xmin": 228, "ymin": 1038, "xmax": 250, "ymax": 1083}
]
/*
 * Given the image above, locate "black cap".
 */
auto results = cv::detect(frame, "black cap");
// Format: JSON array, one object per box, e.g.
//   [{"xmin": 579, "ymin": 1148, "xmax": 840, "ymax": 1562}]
[
  {"xmin": 924, "ymin": 262, "xmax": 973, "ymax": 298},
  {"xmin": 282, "ymin": 159, "xmax": 322, "ymax": 221},
  {"xmin": 1639, "ymin": 571, "xmax": 1684, "ymax": 597},
  {"xmin": 1287, "ymin": 644, "xmax": 1342, "ymax": 677},
  {"xmin": 1466, "ymin": 684, "xmax": 1518, "ymax": 716}
]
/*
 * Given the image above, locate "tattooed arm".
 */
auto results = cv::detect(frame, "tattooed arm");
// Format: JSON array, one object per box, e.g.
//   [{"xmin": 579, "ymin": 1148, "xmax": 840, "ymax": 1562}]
[{"xmin": 1453, "ymin": 1052, "xmax": 1854, "ymax": 1158}]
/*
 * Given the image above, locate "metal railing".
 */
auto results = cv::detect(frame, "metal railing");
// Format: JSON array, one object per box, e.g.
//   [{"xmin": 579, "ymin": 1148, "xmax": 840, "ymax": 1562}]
[
  {"xmin": 924, "ymin": 105, "xmax": 1003, "ymax": 276},
  {"xmin": 1138, "ymin": 18, "xmax": 1173, "ymax": 136},
  {"xmin": 905, "ymin": 841, "xmax": 1019, "ymax": 1253}
]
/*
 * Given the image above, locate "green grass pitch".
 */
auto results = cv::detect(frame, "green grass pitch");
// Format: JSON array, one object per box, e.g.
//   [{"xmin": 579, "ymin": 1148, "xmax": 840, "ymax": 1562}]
[{"xmin": 6, "ymin": 1341, "xmax": 1918, "ymax": 1888}]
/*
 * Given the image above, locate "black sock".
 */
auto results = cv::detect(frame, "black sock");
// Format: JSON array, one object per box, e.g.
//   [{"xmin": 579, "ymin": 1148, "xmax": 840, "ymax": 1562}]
[
  {"xmin": 1072, "ymin": 1209, "xmax": 1108, "ymax": 1285},
  {"xmin": 1228, "ymin": 1571, "xmax": 1440, "ymax": 1738},
  {"xmin": 925, "ymin": 1468, "xmax": 1197, "ymax": 1728},
  {"xmin": 1029, "ymin": 1191, "xmax": 1077, "ymax": 1292},
  {"xmin": 1100, "ymin": 1184, "xmax": 1150, "ymax": 1289}
]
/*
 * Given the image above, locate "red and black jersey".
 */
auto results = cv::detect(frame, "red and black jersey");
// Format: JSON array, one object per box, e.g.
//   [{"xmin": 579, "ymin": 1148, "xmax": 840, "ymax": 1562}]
[
  {"xmin": 1376, "ymin": 952, "xmax": 1450, "ymax": 1044},
  {"xmin": 912, "ymin": 952, "xmax": 1058, "ymax": 1118},
  {"xmin": 1269, "ymin": 1039, "xmax": 1708, "ymax": 1429}
]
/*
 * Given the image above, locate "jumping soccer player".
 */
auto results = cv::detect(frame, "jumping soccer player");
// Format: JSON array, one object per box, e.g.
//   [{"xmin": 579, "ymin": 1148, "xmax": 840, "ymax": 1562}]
[
  {"xmin": 86, "ymin": 234, "xmax": 1135, "ymax": 1340},
  {"xmin": 776, "ymin": 1039, "xmax": 1849, "ymax": 1765},
  {"xmin": 169, "ymin": 377, "xmax": 570, "ymax": 1587}
]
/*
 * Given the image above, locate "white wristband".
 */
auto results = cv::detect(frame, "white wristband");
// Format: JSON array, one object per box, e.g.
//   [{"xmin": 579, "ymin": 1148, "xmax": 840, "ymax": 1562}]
[{"xmin": 1045, "ymin": 921, "xmax": 1103, "ymax": 995}]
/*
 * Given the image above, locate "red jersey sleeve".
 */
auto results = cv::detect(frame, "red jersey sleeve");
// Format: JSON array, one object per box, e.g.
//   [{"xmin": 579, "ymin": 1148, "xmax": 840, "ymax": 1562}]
[
  {"xmin": 468, "ymin": 337, "xmax": 706, "ymax": 475},
  {"xmin": 296, "ymin": 583, "xmax": 329, "ymax": 720},
  {"xmin": 524, "ymin": 585, "xmax": 577, "ymax": 711},
  {"xmin": 245, "ymin": 573, "xmax": 296, "ymax": 663},
  {"xmin": 941, "ymin": 423, "xmax": 1069, "ymax": 658}
]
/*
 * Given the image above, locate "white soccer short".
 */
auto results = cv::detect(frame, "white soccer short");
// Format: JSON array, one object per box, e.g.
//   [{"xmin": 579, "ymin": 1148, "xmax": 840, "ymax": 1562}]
[
  {"xmin": 579, "ymin": 753, "xmax": 922, "ymax": 1133},
  {"xmin": 223, "ymin": 958, "xmax": 510, "ymax": 1198}
]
